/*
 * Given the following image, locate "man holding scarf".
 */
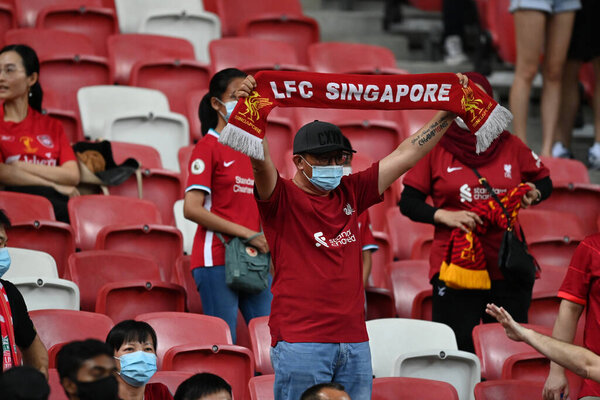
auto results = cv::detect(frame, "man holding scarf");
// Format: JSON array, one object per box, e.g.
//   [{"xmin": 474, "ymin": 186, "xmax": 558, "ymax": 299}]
[{"xmin": 232, "ymin": 73, "xmax": 469, "ymax": 400}]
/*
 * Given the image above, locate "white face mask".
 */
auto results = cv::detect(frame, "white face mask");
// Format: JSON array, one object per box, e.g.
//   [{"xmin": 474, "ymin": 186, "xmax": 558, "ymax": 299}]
[
  {"xmin": 342, "ymin": 166, "xmax": 352, "ymax": 176},
  {"xmin": 215, "ymin": 98, "xmax": 237, "ymax": 122}
]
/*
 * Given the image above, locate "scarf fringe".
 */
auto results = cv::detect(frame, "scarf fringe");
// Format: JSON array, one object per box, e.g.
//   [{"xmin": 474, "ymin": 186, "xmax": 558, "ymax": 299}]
[
  {"xmin": 439, "ymin": 261, "xmax": 491, "ymax": 290},
  {"xmin": 474, "ymin": 104, "xmax": 513, "ymax": 154},
  {"xmin": 219, "ymin": 123, "xmax": 265, "ymax": 160}
]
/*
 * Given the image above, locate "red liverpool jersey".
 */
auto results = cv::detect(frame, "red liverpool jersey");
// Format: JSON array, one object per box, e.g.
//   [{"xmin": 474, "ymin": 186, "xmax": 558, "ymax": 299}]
[{"xmin": 185, "ymin": 129, "xmax": 261, "ymax": 268}]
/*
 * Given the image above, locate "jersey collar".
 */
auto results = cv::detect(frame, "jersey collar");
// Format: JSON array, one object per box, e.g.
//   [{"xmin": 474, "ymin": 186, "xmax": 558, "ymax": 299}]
[{"xmin": 208, "ymin": 128, "xmax": 219, "ymax": 138}]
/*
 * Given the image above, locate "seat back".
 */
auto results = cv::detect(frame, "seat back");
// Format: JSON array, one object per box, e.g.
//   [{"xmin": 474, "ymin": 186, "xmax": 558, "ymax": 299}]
[
  {"xmin": 4, "ymin": 247, "xmax": 58, "ymax": 279},
  {"xmin": 11, "ymin": 277, "xmax": 79, "ymax": 310},
  {"xmin": 213, "ymin": 0, "xmax": 303, "ymax": 36},
  {"xmin": 178, "ymin": 144, "xmax": 195, "ymax": 184},
  {"xmin": 30, "ymin": 309, "xmax": 113, "ymax": 349},
  {"xmin": 389, "ymin": 262, "xmax": 432, "ymax": 319},
  {"xmin": 0, "ymin": 192, "xmax": 55, "ymax": 222},
  {"xmin": 114, "ymin": 0, "xmax": 203, "ymax": 33},
  {"xmin": 172, "ymin": 255, "xmax": 202, "ymax": 314},
  {"xmin": 14, "ymin": 0, "xmax": 103, "ymax": 28},
  {"xmin": 539, "ymin": 156, "xmax": 589, "ymax": 185},
  {"xmin": 366, "ymin": 318, "xmax": 458, "ymax": 377},
  {"xmin": 248, "ymin": 316, "xmax": 273, "ymax": 375},
  {"xmin": 68, "ymin": 250, "xmax": 162, "ymax": 311},
  {"xmin": 385, "ymin": 209, "xmax": 435, "ymax": 260},
  {"xmin": 48, "ymin": 368, "xmax": 69, "ymax": 400},
  {"xmin": 148, "ymin": 371, "xmax": 194, "ymax": 395},
  {"xmin": 173, "ymin": 200, "xmax": 196, "ymax": 255},
  {"xmin": 4, "ymin": 28, "xmax": 96, "ymax": 58},
  {"xmin": 249, "ymin": 374, "xmax": 275, "ymax": 400},
  {"xmin": 486, "ymin": 0, "xmax": 516, "ymax": 64},
  {"xmin": 111, "ymin": 141, "xmax": 163, "ymax": 169},
  {"xmin": 308, "ymin": 42, "xmax": 398, "ymax": 74},
  {"xmin": 372, "ymin": 377, "xmax": 459, "ymax": 400},
  {"xmin": 474, "ymin": 379, "xmax": 545, "ymax": 400}
]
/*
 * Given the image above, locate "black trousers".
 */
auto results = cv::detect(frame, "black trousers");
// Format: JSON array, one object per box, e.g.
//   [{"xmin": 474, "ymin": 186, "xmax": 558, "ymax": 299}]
[{"xmin": 431, "ymin": 274, "xmax": 533, "ymax": 353}]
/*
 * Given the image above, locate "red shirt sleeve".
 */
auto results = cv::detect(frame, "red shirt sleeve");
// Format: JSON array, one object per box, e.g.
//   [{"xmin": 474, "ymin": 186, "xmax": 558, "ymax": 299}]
[
  {"xmin": 344, "ymin": 161, "xmax": 383, "ymax": 216},
  {"xmin": 359, "ymin": 212, "xmax": 378, "ymax": 252},
  {"xmin": 185, "ymin": 139, "xmax": 214, "ymax": 194},
  {"xmin": 513, "ymin": 136, "xmax": 549, "ymax": 182},
  {"xmin": 144, "ymin": 383, "xmax": 173, "ymax": 400},
  {"xmin": 403, "ymin": 151, "xmax": 433, "ymax": 194},
  {"xmin": 57, "ymin": 122, "xmax": 77, "ymax": 164},
  {"xmin": 558, "ymin": 235, "xmax": 600, "ymax": 306}
]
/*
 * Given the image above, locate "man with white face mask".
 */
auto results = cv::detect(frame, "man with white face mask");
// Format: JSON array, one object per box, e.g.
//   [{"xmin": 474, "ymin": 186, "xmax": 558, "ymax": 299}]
[{"xmin": 0, "ymin": 209, "xmax": 48, "ymax": 378}]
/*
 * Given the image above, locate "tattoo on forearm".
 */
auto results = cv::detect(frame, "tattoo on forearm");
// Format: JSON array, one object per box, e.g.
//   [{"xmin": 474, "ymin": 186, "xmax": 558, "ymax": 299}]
[{"xmin": 410, "ymin": 119, "xmax": 449, "ymax": 147}]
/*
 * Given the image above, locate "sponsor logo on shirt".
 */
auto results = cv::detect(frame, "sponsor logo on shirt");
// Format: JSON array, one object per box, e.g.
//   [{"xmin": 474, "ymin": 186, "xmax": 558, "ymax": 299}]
[
  {"xmin": 233, "ymin": 176, "xmax": 254, "ymax": 194},
  {"xmin": 224, "ymin": 160, "xmax": 235, "ymax": 167},
  {"xmin": 459, "ymin": 183, "xmax": 507, "ymax": 203},
  {"xmin": 314, "ymin": 232, "xmax": 328, "ymax": 247},
  {"xmin": 21, "ymin": 155, "xmax": 57, "ymax": 166},
  {"xmin": 504, "ymin": 164, "xmax": 512, "ymax": 179},
  {"xmin": 37, "ymin": 135, "xmax": 54, "ymax": 148},
  {"xmin": 19, "ymin": 136, "xmax": 38, "ymax": 154},
  {"xmin": 343, "ymin": 203, "xmax": 354, "ymax": 215},
  {"xmin": 447, "ymin": 166, "xmax": 462, "ymax": 173},
  {"xmin": 460, "ymin": 184, "xmax": 472, "ymax": 203},
  {"xmin": 314, "ymin": 230, "xmax": 357, "ymax": 248},
  {"xmin": 191, "ymin": 158, "xmax": 205, "ymax": 175},
  {"xmin": 0, "ymin": 135, "xmax": 14, "ymax": 142}
]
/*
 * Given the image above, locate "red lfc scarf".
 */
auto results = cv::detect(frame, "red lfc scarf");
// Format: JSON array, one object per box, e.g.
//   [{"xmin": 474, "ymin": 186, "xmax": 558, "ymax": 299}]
[
  {"xmin": 0, "ymin": 281, "xmax": 21, "ymax": 371},
  {"xmin": 439, "ymin": 183, "xmax": 532, "ymax": 290},
  {"xmin": 219, "ymin": 71, "xmax": 513, "ymax": 160}
]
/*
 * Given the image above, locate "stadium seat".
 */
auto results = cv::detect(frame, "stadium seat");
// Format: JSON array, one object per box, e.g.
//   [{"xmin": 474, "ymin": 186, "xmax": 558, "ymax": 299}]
[
  {"xmin": 0, "ymin": 4, "xmax": 15, "ymax": 43},
  {"xmin": 139, "ymin": 10, "xmax": 220, "ymax": 63},
  {"xmin": 539, "ymin": 156, "xmax": 589, "ymax": 185},
  {"xmin": 68, "ymin": 195, "xmax": 162, "ymax": 250},
  {"xmin": 172, "ymin": 255, "xmax": 202, "ymax": 314},
  {"xmin": 4, "ymin": 247, "xmax": 58, "ymax": 279},
  {"xmin": 396, "ymin": 109, "xmax": 437, "ymax": 140},
  {"xmin": 385, "ymin": 208, "xmax": 435, "ymax": 261},
  {"xmin": 308, "ymin": 42, "xmax": 406, "ymax": 74},
  {"xmin": 372, "ymin": 377, "xmax": 459, "ymax": 400},
  {"xmin": 95, "ymin": 280, "xmax": 186, "ymax": 322},
  {"xmin": 209, "ymin": 37, "xmax": 308, "ymax": 76},
  {"xmin": 472, "ymin": 323, "xmax": 552, "ymax": 381},
  {"xmin": 0, "ymin": 192, "xmax": 55, "ymax": 222},
  {"xmin": 111, "ymin": 141, "xmax": 163, "ymax": 169},
  {"xmin": 369, "ymin": 231, "xmax": 393, "ymax": 290},
  {"xmin": 388, "ymin": 260, "xmax": 432, "ymax": 319},
  {"xmin": 474, "ymin": 380, "xmax": 544, "ymax": 400},
  {"xmin": 14, "ymin": 0, "xmax": 103, "ymax": 28},
  {"xmin": 528, "ymin": 264, "xmax": 569, "ymax": 328},
  {"xmin": 485, "ymin": 0, "xmax": 516, "ymax": 64},
  {"xmin": 366, "ymin": 287, "xmax": 396, "ymax": 320},
  {"xmin": 107, "ymin": 33, "xmax": 196, "ymax": 84},
  {"xmin": 68, "ymin": 250, "xmax": 162, "ymax": 311},
  {"xmin": 135, "ymin": 312, "xmax": 233, "ymax": 367},
  {"xmin": 36, "ymin": 4, "xmax": 118, "ymax": 56},
  {"xmin": 366, "ymin": 318, "xmax": 458, "ymax": 378},
  {"xmin": 262, "ymin": 113, "xmax": 296, "ymax": 173},
  {"xmin": 41, "ymin": 88, "xmax": 84, "ymax": 143},
  {"xmin": 48, "ymin": 368, "xmax": 69, "ymax": 400},
  {"xmin": 29, "ymin": 309, "xmax": 113, "ymax": 351},
  {"xmin": 7, "ymin": 221, "xmax": 75, "ymax": 278},
  {"xmin": 162, "ymin": 344, "xmax": 254, "ymax": 400},
  {"xmin": 186, "ymin": 89, "xmax": 206, "ymax": 143},
  {"xmin": 248, "ymin": 316, "xmax": 273, "ymax": 375},
  {"xmin": 240, "ymin": 14, "xmax": 319, "ymax": 65},
  {"xmin": 249, "ymin": 375, "xmax": 275, "ymax": 400},
  {"xmin": 178, "ymin": 144, "xmax": 195, "ymax": 185},
  {"xmin": 212, "ymin": 0, "xmax": 304, "ymax": 37},
  {"xmin": 148, "ymin": 371, "xmax": 194, "ymax": 395},
  {"xmin": 535, "ymin": 183, "xmax": 600, "ymax": 236},
  {"xmin": 173, "ymin": 200, "xmax": 196, "ymax": 255},
  {"xmin": 4, "ymin": 28, "xmax": 97, "ymax": 58},
  {"xmin": 393, "ymin": 350, "xmax": 480, "ymax": 400},
  {"xmin": 11, "ymin": 276, "xmax": 79, "ymax": 310},
  {"xmin": 114, "ymin": 0, "xmax": 204, "ymax": 33},
  {"xmin": 579, "ymin": 62, "xmax": 595, "ymax": 102}
]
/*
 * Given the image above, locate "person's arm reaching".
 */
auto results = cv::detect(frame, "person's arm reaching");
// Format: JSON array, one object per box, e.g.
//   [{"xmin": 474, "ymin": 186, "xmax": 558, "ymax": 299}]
[
  {"xmin": 20, "ymin": 334, "xmax": 48, "ymax": 379},
  {"xmin": 362, "ymin": 250, "xmax": 372, "ymax": 287},
  {"xmin": 486, "ymin": 303, "xmax": 600, "ymax": 382}
]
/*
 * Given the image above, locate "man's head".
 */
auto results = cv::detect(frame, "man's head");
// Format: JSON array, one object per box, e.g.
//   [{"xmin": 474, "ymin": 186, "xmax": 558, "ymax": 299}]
[
  {"xmin": 292, "ymin": 121, "xmax": 354, "ymax": 192},
  {"xmin": 174, "ymin": 373, "xmax": 232, "ymax": 400},
  {"xmin": 300, "ymin": 383, "xmax": 351, "ymax": 400},
  {"xmin": 0, "ymin": 366, "xmax": 50, "ymax": 400},
  {"xmin": 56, "ymin": 339, "xmax": 119, "ymax": 400}
]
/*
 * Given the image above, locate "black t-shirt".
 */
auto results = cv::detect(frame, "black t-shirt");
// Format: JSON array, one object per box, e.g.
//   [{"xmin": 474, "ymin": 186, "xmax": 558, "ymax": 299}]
[{"xmin": 0, "ymin": 279, "xmax": 37, "ymax": 371}]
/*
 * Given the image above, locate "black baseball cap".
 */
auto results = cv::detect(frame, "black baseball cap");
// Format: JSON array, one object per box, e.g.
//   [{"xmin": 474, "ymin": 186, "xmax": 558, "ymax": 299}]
[{"xmin": 293, "ymin": 120, "xmax": 356, "ymax": 155}]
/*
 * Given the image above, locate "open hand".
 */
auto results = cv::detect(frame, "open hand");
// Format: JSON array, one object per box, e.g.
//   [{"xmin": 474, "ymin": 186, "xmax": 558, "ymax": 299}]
[
  {"xmin": 456, "ymin": 73, "xmax": 469, "ymax": 88},
  {"xmin": 434, "ymin": 209, "xmax": 483, "ymax": 233},
  {"xmin": 521, "ymin": 182, "xmax": 541, "ymax": 209},
  {"xmin": 235, "ymin": 75, "xmax": 257, "ymax": 98},
  {"xmin": 485, "ymin": 303, "xmax": 527, "ymax": 342},
  {"xmin": 247, "ymin": 232, "xmax": 269, "ymax": 254}
]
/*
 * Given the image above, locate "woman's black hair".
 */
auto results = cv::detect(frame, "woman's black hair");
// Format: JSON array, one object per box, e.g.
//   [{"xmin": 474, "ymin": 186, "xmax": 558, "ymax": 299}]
[
  {"xmin": 105, "ymin": 320, "xmax": 158, "ymax": 353},
  {"xmin": 0, "ymin": 44, "xmax": 43, "ymax": 112},
  {"xmin": 198, "ymin": 68, "xmax": 246, "ymax": 136}
]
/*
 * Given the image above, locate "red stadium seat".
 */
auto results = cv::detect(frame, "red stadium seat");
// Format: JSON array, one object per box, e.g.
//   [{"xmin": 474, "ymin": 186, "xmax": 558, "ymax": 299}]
[
  {"xmin": 308, "ymin": 42, "xmax": 406, "ymax": 74},
  {"xmin": 486, "ymin": 0, "xmax": 516, "ymax": 64},
  {"xmin": 539, "ymin": 156, "xmax": 589, "ymax": 185},
  {"xmin": 0, "ymin": 192, "xmax": 55, "ymax": 222},
  {"xmin": 0, "ymin": 4, "xmax": 15, "ymax": 41},
  {"xmin": 249, "ymin": 375, "xmax": 275, "ymax": 400},
  {"xmin": 529, "ymin": 264, "xmax": 568, "ymax": 328},
  {"xmin": 389, "ymin": 260, "xmax": 432, "ymax": 319},
  {"xmin": 48, "ymin": 368, "xmax": 69, "ymax": 400},
  {"xmin": 4, "ymin": 28, "xmax": 96, "ymax": 58},
  {"xmin": 186, "ymin": 89, "xmax": 206, "ymax": 143},
  {"xmin": 395, "ymin": 109, "xmax": 437, "ymax": 140},
  {"xmin": 473, "ymin": 323, "xmax": 552, "ymax": 381},
  {"xmin": 248, "ymin": 316, "xmax": 273, "ymax": 375},
  {"xmin": 385, "ymin": 208, "xmax": 434, "ymax": 261},
  {"xmin": 264, "ymin": 117, "xmax": 296, "ymax": 173},
  {"xmin": 163, "ymin": 344, "xmax": 254, "ymax": 400},
  {"xmin": 68, "ymin": 195, "xmax": 162, "ymax": 250},
  {"xmin": 14, "ymin": 0, "xmax": 103, "ymax": 28},
  {"xmin": 209, "ymin": 37, "xmax": 308, "ymax": 76},
  {"xmin": 579, "ymin": 62, "xmax": 596, "ymax": 102},
  {"xmin": 372, "ymin": 377, "xmax": 459, "ymax": 400},
  {"xmin": 36, "ymin": 4, "xmax": 118, "ymax": 56},
  {"xmin": 407, "ymin": 0, "xmax": 442, "ymax": 11},
  {"xmin": 95, "ymin": 224, "xmax": 183, "ymax": 281},
  {"xmin": 29, "ymin": 309, "xmax": 114, "ymax": 350},
  {"xmin": 178, "ymin": 144, "xmax": 195, "ymax": 185},
  {"xmin": 172, "ymin": 255, "xmax": 203, "ymax": 314},
  {"xmin": 148, "ymin": 371, "xmax": 194, "ymax": 395},
  {"xmin": 366, "ymin": 287, "xmax": 396, "ymax": 320},
  {"xmin": 474, "ymin": 379, "xmax": 545, "ymax": 400},
  {"xmin": 369, "ymin": 231, "xmax": 393, "ymax": 290},
  {"xmin": 95, "ymin": 280, "xmax": 186, "ymax": 322},
  {"xmin": 8, "ymin": 220, "xmax": 75, "ymax": 278},
  {"xmin": 213, "ymin": 0, "xmax": 304, "ymax": 37},
  {"xmin": 42, "ymin": 89, "xmax": 84, "ymax": 143},
  {"xmin": 135, "ymin": 312, "xmax": 233, "ymax": 367},
  {"xmin": 68, "ymin": 250, "xmax": 162, "ymax": 311},
  {"xmin": 240, "ymin": 14, "xmax": 319, "ymax": 65},
  {"xmin": 111, "ymin": 141, "xmax": 162, "ymax": 169}
]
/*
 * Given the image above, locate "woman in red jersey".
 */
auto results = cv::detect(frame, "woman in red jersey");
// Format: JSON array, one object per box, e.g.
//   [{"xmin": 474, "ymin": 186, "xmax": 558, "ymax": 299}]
[
  {"xmin": 183, "ymin": 69, "xmax": 271, "ymax": 344},
  {"xmin": 400, "ymin": 72, "xmax": 552, "ymax": 353},
  {"xmin": 0, "ymin": 44, "xmax": 79, "ymax": 222}
]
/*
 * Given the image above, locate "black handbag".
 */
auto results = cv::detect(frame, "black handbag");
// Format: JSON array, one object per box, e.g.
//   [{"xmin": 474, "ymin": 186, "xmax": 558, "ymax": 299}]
[{"xmin": 473, "ymin": 169, "xmax": 539, "ymax": 287}]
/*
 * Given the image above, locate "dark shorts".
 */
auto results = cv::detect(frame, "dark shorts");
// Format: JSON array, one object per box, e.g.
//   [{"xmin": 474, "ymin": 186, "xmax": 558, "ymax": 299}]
[{"xmin": 568, "ymin": 0, "xmax": 600, "ymax": 62}]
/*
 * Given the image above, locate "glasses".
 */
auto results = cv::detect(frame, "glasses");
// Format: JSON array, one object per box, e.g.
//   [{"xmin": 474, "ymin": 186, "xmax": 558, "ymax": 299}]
[
  {"xmin": 0, "ymin": 64, "xmax": 25, "ymax": 77},
  {"xmin": 308, "ymin": 152, "xmax": 351, "ymax": 166},
  {"xmin": 0, "ymin": 237, "xmax": 7, "ymax": 248}
]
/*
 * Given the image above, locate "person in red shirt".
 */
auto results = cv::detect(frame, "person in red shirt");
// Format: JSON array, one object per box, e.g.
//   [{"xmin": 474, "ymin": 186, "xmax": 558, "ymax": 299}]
[
  {"xmin": 235, "ymin": 73, "xmax": 469, "ymax": 400},
  {"xmin": 400, "ymin": 72, "xmax": 552, "ymax": 353},
  {"xmin": 183, "ymin": 69, "xmax": 271, "ymax": 344},
  {"xmin": 0, "ymin": 44, "xmax": 79, "ymax": 223},
  {"xmin": 106, "ymin": 320, "xmax": 172, "ymax": 400},
  {"xmin": 543, "ymin": 233, "xmax": 600, "ymax": 400}
]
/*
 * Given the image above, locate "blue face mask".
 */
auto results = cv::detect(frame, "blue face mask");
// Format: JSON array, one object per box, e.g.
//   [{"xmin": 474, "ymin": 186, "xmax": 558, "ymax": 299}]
[
  {"xmin": 216, "ymin": 98, "xmax": 237, "ymax": 122},
  {"xmin": 116, "ymin": 351, "xmax": 157, "ymax": 387},
  {"xmin": 301, "ymin": 156, "xmax": 344, "ymax": 191},
  {"xmin": 0, "ymin": 248, "xmax": 10, "ymax": 278}
]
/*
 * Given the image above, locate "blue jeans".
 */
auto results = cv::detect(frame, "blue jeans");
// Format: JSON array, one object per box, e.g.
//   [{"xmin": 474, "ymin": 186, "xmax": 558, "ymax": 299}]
[
  {"xmin": 192, "ymin": 266, "xmax": 272, "ymax": 344},
  {"xmin": 270, "ymin": 341, "xmax": 373, "ymax": 400}
]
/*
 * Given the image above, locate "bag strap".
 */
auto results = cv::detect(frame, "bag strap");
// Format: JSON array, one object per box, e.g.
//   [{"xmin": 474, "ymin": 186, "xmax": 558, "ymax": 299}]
[{"xmin": 216, "ymin": 232, "xmax": 263, "ymax": 245}]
